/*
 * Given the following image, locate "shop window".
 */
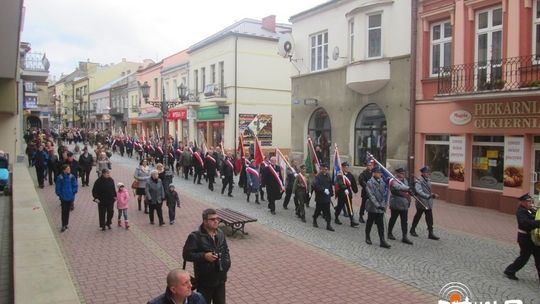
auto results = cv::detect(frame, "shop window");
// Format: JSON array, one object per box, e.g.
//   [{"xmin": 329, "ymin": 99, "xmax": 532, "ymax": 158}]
[
  {"xmin": 424, "ymin": 135, "xmax": 449, "ymax": 184},
  {"xmin": 197, "ymin": 122, "xmax": 207, "ymax": 148},
  {"xmin": 308, "ymin": 108, "xmax": 331, "ymax": 165},
  {"xmin": 472, "ymin": 135, "xmax": 504, "ymax": 190},
  {"xmin": 354, "ymin": 104, "xmax": 386, "ymax": 166}
]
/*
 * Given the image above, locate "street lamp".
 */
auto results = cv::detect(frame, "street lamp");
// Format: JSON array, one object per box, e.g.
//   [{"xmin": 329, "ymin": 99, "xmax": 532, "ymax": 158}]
[{"xmin": 141, "ymin": 81, "xmax": 187, "ymax": 186}]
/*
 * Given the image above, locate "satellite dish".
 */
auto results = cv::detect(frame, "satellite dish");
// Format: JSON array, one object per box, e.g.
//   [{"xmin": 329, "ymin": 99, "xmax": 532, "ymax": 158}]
[
  {"xmin": 332, "ymin": 46, "xmax": 340, "ymax": 61},
  {"xmin": 278, "ymin": 33, "xmax": 295, "ymax": 58}
]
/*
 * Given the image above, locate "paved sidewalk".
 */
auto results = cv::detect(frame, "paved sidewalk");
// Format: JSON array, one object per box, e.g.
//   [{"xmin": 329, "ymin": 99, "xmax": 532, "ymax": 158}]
[
  {"xmin": 35, "ymin": 154, "xmax": 436, "ymax": 304},
  {"xmin": 0, "ymin": 195, "xmax": 13, "ymax": 303}
]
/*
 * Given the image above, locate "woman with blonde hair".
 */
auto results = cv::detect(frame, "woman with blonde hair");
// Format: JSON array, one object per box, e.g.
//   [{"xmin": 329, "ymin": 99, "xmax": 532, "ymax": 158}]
[
  {"xmin": 96, "ymin": 152, "xmax": 111, "ymax": 178},
  {"xmin": 145, "ymin": 169, "xmax": 165, "ymax": 225}
]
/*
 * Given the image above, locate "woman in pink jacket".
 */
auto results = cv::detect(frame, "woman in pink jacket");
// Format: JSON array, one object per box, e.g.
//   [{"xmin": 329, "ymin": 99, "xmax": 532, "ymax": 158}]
[{"xmin": 116, "ymin": 183, "xmax": 130, "ymax": 229}]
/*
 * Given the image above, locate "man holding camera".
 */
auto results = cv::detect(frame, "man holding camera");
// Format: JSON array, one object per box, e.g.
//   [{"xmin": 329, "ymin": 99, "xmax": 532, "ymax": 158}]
[{"xmin": 183, "ymin": 208, "xmax": 231, "ymax": 304}]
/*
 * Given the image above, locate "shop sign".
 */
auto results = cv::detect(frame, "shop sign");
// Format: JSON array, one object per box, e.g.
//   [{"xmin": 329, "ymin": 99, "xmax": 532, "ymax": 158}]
[
  {"xmin": 187, "ymin": 109, "xmax": 197, "ymax": 120},
  {"xmin": 24, "ymin": 96, "xmax": 38, "ymax": 109},
  {"xmin": 503, "ymin": 137, "xmax": 524, "ymax": 188},
  {"xmin": 211, "ymin": 121, "xmax": 224, "ymax": 128},
  {"xmin": 449, "ymin": 136, "xmax": 465, "ymax": 182},
  {"xmin": 197, "ymin": 106, "xmax": 224, "ymax": 120},
  {"xmin": 197, "ymin": 122, "xmax": 207, "ymax": 128},
  {"xmin": 473, "ymin": 101, "xmax": 540, "ymax": 128},
  {"xmin": 449, "ymin": 110, "xmax": 472, "ymax": 125},
  {"xmin": 239, "ymin": 113, "xmax": 273, "ymax": 146},
  {"xmin": 218, "ymin": 106, "xmax": 229, "ymax": 114},
  {"xmin": 167, "ymin": 108, "xmax": 187, "ymax": 120}
]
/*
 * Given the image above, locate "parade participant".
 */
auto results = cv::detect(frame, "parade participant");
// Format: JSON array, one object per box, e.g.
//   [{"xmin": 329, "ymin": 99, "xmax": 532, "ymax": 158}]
[
  {"xmin": 92, "ymin": 168, "xmax": 117, "ymax": 231},
  {"xmin": 32, "ymin": 144, "xmax": 49, "ymax": 188},
  {"xmin": 358, "ymin": 160, "xmax": 374, "ymax": 223},
  {"xmin": 387, "ymin": 168, "xmax": 413, "ymax": 245},
  {"xmin": 292, "ymin": 164, "xmax": 309, "ymax": 222},
  {"xmin": 175, "ymin": 145, "xmax": 183, "ymax": 176},
  {"xmin": 205, "ymin": 149, "xmax": 217, "ymax": 191},
  {"xmin": 147, "ymin": 269, "xmax": 206, "ymax": 304},
  {"xmin": 262, "ymin": 156, "xmax": 283, "ymax": 215},
  {"xmin": 145, "ymin": 170, "xmax": 165, "ymax": 226},
  {"xmin": 167, "ymin": 145, "xmax": 175, "ymax": 172},
  {"xmin": 126, "ymin": 138, "xmax": 134, "ymax": 158},
  {"xmin": 165, "ymin": 184, "xmax": 180, "ymax": 224},
  {"xmin": 47, "ymin": 149, "xmax": 59, "ymax": 186},
  {"xmin": 183, "ymin": 208, "xmax": 231, "ymax": 304},
  {"xmin": 246, "ymin": 160, "xmax": 260, "ymax": 204},
  {"xmin": 116, "ymin": 182, "xmax": 130, "ymax": 229},
  {"xmin": 193, "ymin": 148, "xmax": 205, "ymax": 185},
  {"xmin": 221, "ymin": 152, "xmax": 235, "ymax": 197},
  {"xmin": 118, "ymin": 139, "xmax": 125, "ymax": 157},
  {"xmin": 365, "ymin": 167, "xmax": 391, "ymax": 248},
  {"xmin": 55, "ymin": 164, "xmax": 78, "ymax": 232},
  {"xmin": 504, "ymin": 193, "xmax": 540, "ymax": 282},
  {"xmin": 79, "ymin": 146, "xmax": 94, "ymax": 187},
  {"xmin": 96, "ymin": 152, "xmax": 111, "ymax": 178},
  {"xmin": 66, "ymin": 151, "xmax": 80, "ymax": 181},
  {"xmin": 134, "ymin": 159, "xmax": 151, "ymax": 213},
  {"xmin": 282, "ymin": 159, "xmax": 298, "ymax": 210},
  {"xmin": 312, "ymin": 163, "xmax": 334, "ymax": 231},
  {"xmin": 181, "ymin": 146, "xmax": 193, "ymax": 180},
  {"xmin": 155, "ymin": 144, "xmax": 164, "ymax": 165},
  {"xmin": 334, "ymin": 162, "xmax": 360, "ymax": 227},
  {"xmin": 410, "ymin": 166, "xmax": 440, "ymax": 240}
]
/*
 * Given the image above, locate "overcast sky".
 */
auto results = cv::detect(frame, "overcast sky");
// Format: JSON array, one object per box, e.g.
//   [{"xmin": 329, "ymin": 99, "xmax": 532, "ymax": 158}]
[{"xmin": 21, "ymin": 0, "xmax": 326, "ymax": 80}]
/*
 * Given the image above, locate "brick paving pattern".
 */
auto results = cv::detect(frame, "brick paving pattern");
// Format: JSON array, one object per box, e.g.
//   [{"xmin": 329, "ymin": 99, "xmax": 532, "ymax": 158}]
[{"xmin": 33, "ymin": 150, "xmax": 539, "ymax": 304}]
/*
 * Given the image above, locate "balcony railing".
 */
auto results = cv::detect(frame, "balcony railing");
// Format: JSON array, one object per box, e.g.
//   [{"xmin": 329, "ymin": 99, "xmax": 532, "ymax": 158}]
[
  {"xmin": 437, "ymin": 55, "xmax": 540, "ymax": 96},
  {"xmin": 21, "ymin": 52, "xmax": 50, "ymax": 72}
]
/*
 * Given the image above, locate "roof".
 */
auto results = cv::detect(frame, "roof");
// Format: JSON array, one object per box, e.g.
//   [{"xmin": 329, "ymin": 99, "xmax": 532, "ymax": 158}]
[
  {"xmin": 91, "ymin": 73, "xmax": 133, "ymax": 94},
  {"xmin": 188, "ymin": 18, "xmax": 291, "ymax": 53},
  {"xmin": 289, "ymin": 0, "xmax": 343, "ymax": 22}
]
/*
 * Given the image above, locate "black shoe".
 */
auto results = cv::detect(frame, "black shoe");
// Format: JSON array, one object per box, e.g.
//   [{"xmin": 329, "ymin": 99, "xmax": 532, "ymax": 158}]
[
  {"xmin": 283, "ymin": 205, "xmax": 288, "ymax": 210},
  {"xmin": 428, "ymin": 233, "xmax": 440, "ymax": 240},
  {"xmin": 255, "ymin": 200, "xmax": 260, "ymax": 204},
  {"xmin": 350, "ymin": 221, "xmax": 359, "ymax": 228},
  {"xmin": 144, "ymin": 211, "xmax": 149, "ymax": 214},
  {"xmin": 326, "ymin": 224, "xmax": 335, "ymax": 232},
  {"xmin": 301, "ymin": 217, "xmax": 306, "ymax": 223},
  {"xmin": 312, "ymin": 219, "xmax": 318, "ymax": 228},
  {"xmin": 101, "ymin": 227, "xmax": 106, "ymax": 231},
  {"xmin": 388, "ymin": 233, "xmax": 396, "ymax": 240},
  {"xmin": 410, "ymin": 230, "xmax": 418, "ymax": 237},
  {"xmin": 107, "ymin": 225, "xmax": 111, "ymax": 230},
  {"xmin": 334, "ymin": 218, "xmax": 342, "ymax": 225},
  {"xmin": 228, "ymin": 194, "xmax": 233, "ymax": 197},
  {"xmin": 271, "ymin": 211, "xmax": 276, "ymax": 215},
  {"xmin": 159, "ymin": 223, "xmax": 165, "ymax": 226},
  {"xmin": 402, "ymin": 238, "xmax": 413, "ymax": 245},
  {"xmin": 504, "ymin": 271, "xmax": 519, "ymax": 281},
  {"xmin": 60, "ymin": 226, "xmax": 66, "ymax": 232},
  {"xmin": 365, "ymin": 238, "xmax": 372, "ymax": 245},
  {"xmin": 359, "ymin": 217, "xmax": 365, "ymax": 224},
  {"xmin": 150, "ymin": 222, "xmax": 154, "ymax": 225},
  {"xmin": 380, "ymin": 241, "xmax": 391, "ymax": 249},
  {"xmin": 221, "ymin": 190, "xmax": 225, "ymax": 195}
]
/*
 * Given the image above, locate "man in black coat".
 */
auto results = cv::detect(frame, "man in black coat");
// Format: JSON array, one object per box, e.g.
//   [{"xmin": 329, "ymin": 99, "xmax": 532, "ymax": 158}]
[
  {"xmin": 204, "ymin": 150, "xmax": 217, "ymax": 191},
  {"xmin": 147, "ymin": 269, "xmax": 206, "ymax": 304},
  {"xmin": 358, "ymin": 160, "xmax": 374, "ymax": 223},
  {"xmin": 183, "ymin": 208, "xmax": 231, "ymax": 304},
  {"xmin": 334, "ymin": 162, "xmax": 360, "ymax": 227},
  {"xmin": 262, "ymin": 156, "xmax": 283, "ymax": 215},
  {"xmin": 193, "ymin": 149, "xmax": 204, "ymax": 185},
  {"xmin": 79, "ymin": 147, "xmax": 94, "ymax": 187},
  {"xmin": 282, "ymin": 160, "xmax": 298, "ymax": 210},
  {"xmin": 32, "ymin": 144, "xmax": 49, "ymax": 188},
  {"xmin": 504, "ymin": 193, "xmax": 540, "ymax": 282},
  {"xmin": 92, "ymin": 168, "xmax": 116, "ymax": 230},
  {"xmin": 220, "ymin": 152, "xmax": 235, "ymax": 197},
  {"xmin": 312, "ymin": 163, "xmax": 334, "ymax": 231}
]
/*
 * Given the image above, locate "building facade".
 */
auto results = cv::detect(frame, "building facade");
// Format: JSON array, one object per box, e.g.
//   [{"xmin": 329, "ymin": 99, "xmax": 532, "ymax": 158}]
[
  {"xmin": 289, "ymin": 0, "xmax": 412, "ymax": 170},
  {"xmin": 415, "ymin": 0, "xmax": 540, "ymax": 213}
]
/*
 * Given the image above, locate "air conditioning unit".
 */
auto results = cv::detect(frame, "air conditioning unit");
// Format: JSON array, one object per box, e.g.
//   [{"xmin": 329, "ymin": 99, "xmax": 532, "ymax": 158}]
[{"xmin": 204, "ymin": 84, "xmax": 217, "ymax": 97}]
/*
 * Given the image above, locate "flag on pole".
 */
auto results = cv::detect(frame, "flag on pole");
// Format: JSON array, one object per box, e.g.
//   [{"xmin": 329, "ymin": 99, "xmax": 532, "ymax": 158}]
[
  {"xmin": 332, "ymin": 145, "xmax": 351, "ymax": 189},
  {"xmin": 254, "ymin": 137, "xmax": 263, "ymax": 166},
  {"xmin": 237, "ymin": 134, "xmax": 246, "ymax": 159},
  {"xmin": 275, "ymin": 148, "xmax": 288, "ymax": 181},
  {"xmin": 307, "ymin": 137, "xmax": 320, "ymax": 174}
]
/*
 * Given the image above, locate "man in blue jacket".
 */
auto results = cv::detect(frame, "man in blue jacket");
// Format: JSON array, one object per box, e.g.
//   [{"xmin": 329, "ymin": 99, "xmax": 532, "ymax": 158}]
[{"xmin": 55, "ymin": 164, "xmax": 78, "ymax": 232}]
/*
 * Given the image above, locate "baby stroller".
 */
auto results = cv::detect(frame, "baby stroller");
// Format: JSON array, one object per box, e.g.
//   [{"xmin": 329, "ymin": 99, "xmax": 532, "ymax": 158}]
[{"xmin": 0, "ymin": 151, "xmax": 11, "ymax": 195}]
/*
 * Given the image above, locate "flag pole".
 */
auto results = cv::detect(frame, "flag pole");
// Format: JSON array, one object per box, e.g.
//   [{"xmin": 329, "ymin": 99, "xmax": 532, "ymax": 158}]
[{"xmin": 334, "ymin": 143, "xmax": 353, "ymax": 216}]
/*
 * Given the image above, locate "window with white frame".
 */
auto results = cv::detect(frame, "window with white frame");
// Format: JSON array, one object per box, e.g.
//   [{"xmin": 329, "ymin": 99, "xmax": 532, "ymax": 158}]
[
  {"xmin": 476, "ymin": 7, "xmax": 503, "ymax": 88},
  {"xmin": 201, "ymin": 67, "xmax": 206, "ymax": 90},
  {"xmin": 534, "ymin": 0, "xmax": 540, "ymax": 57},
  {"xmin": 173, "ymin": 79, "xmax": 177, "ymax": 99},
  {"xmin": 194, "ymin": 70, "xmax": 199, "ymax": 94},
  {"xmin": 349, "ymin": 19, "xmax": 355, "ymax": 61},
  {"xmin": 367, "ymin": 13, "xmax": 382, "ymax": 58},
  {"xmin": 431, "ymin": 21, "xmax": 452, "ymax": 76},
  {"xmin": 310, "ymin": 31, "xmax": 328, "ymax": 71},
  {"xmin": 211, "ymin": 64, "xmax": 216, "ymax": 84},
  {"xmin": 424, "ymin": 135, "xmax": 450, "ymax": 183},
  {"xmin": 472, "ymin": 135, "xmax": 504, "ymax": 190}
]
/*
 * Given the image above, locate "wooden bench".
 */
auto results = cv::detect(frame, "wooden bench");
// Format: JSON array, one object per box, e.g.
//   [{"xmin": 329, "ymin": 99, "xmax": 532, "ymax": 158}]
[{"xmin": 216, "ymin": 208, "xmax": 257, "ymax": 236}]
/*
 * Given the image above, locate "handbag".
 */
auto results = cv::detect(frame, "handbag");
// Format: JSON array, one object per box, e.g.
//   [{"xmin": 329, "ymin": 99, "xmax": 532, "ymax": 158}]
[
  {"xmin": 131, "ymin": 180, "xmax": 138, "ymax": 189},
  {"xmin": 182, "ymin": 260, "xmax": 198, "ymax": 291}
]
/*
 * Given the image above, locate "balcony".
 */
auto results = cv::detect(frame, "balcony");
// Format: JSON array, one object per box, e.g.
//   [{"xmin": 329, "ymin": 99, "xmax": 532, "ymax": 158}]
[
  {"xmin": 346, "ymin": 59, "xmax": 390, "ymax": 95},
  {"xmin": 437, "ymin": 55, "xmax": 540, "ymax": 97},
  {"xmin": 109, "ymin": 107, "xmax": 125, "ymax": 116},
  {"xmin": 203, "ymin": 83, "xmax": 227, "ymax": 103}
]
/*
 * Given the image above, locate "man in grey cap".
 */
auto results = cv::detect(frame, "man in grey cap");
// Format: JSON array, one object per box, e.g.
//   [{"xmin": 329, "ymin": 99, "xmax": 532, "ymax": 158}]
[
  {"xmin": 365, "ymin": 166, "xmax": 391, "ymax": 248},
  {"xmin": 388, "ymin": 167, "xmax": 413, "ymax": 245},
  {"xmin": 410, "ymin": 166, "xmax": 440, "ymax": 240}
]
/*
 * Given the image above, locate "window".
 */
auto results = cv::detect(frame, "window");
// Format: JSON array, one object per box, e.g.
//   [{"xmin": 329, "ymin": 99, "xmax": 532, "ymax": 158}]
[
  {"xmin": 430, "ymin": 21, "xmax": 452, "ymax": 76},
  {"xmin": 310, "ymin": 31, "xmax": 328, "ymax": 71},
  {"xmin": 194, "ymin": 70, "xmax": 199, "ymax": 94},
  {"xmin": 476, "ymin": 7, "xmax": 503, "ymax": 89},
  {"xmin": 354, "ymin": 104, "xmax": 386, "ymax": 166},
  {"xmin": 219, "ymin": 62, "xmax": 224, "ymax": 92},
  {"xmin": 367, "ymin": 13, "xmax": 382, "ymax": 58},
  {"xmin": 201, "ymin": 67, "xmax": 206, "ymax": 91},
  {"xmin": 308, "ymin": 108, "xmax": 332, "ymax": 164},
  {"xmin": 153, "ymin": 78, "xmax": 158, "ymax": 98},
  {"xmin": 173, "ymin": 79, "xmax": 177, "ymax": 99},
  {"xmin": 349, "ymin": 19, "xmax": 355, "ymax": 61},
  {"xmin": 534, "ymin": 0, "xmax": 540, "ymax": 57},
  {"xmin": 424, "ymin": 135, "xmax": 449, "ymax": 183},
  {"xmin": 472, "ymin": 135, "xmax": 504, "ymax": 190},
  {"xmin": 165, "ymin": 81, "xmax": 169, "ymax": 100},
  {"xmin": 211, "ymin": 64, "xmax": 216, "ymax": 84}
]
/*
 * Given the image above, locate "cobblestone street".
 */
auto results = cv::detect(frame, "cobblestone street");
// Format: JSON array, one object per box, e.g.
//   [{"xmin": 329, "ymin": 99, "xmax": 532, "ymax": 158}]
[{"xmin": 34, "ymin": 151, "xmax": 539, "ymax": 303}]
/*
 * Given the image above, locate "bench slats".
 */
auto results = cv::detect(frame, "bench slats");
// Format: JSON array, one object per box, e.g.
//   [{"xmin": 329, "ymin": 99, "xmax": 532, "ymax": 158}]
[{"xmin": 215, "ymin": 208, "xmax": 257, "ymax": 236}]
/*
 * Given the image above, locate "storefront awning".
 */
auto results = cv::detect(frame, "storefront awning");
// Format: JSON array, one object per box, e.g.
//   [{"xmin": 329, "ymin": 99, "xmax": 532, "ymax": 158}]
[{"xmin": 137, "ymin": 112, "xmax": 162, "ymax": 121}]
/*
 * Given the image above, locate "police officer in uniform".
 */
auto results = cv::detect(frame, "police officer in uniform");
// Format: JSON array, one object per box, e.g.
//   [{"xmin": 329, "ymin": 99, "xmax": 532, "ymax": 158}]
[
  {"xmin": 312, "ymin": 163, "xmax": 335, "ymax": 231},
  {"xmin": 387, "ymin": 168, "xmax": 413, "ymax": 245},
  {"xmin": 410, "ymin": 166, "xmax": 440, "ymax": 240},
  {"xmin": 504, "ymin": 193, "xmax": 540, "ymax": 282},
  {"xmin": 334, "ymin": 162, "xmax": 360, "ymax": 227},
  {"xmin": 365, "ymin": 167, "xmax": 391, "ymax": 248}
]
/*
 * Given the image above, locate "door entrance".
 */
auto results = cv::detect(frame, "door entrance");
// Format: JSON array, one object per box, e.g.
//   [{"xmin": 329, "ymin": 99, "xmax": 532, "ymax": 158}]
[{"xmin": 532, "ymin": 144, "xmax": 540, "ymax": 202}]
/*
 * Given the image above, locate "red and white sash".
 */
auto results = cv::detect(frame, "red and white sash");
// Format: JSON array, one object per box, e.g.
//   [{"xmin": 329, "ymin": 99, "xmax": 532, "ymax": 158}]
[
  {"xmin": 225, "ymin": 159, "xmax": 234, "ymax": 170},
  {"xmin": 298, "ymin": 173, "xmax": 307, "ymax": 189},
  {"xmin": 157, "ymin": 147, "xmax": 164, "ymax": 155},
  {"xmin": 193, "ymin": 152, "xmax": 204, "ymax": 167},
  {"xmin": 267, "ymin": 165, "xmax": 285, "ymax": 192},
  {"xmin": 206, "ymin": 155, "xmax": 216, "ymax": 164},
  {"xmin": 246, "ymin": 166, "xmax": 259, "ymax": 178}
]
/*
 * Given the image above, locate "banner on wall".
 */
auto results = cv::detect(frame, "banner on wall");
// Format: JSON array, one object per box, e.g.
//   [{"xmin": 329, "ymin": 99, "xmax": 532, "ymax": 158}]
[
  {"xmin": 238, "ymin": 114, "xmax": 273, "ymax": 146},
  {"xmin": 449, "ymin": 136, "xmax": 465, "ymax": 182},
  {"xmin": 503, "ymin": 136, "xmax": 524, "ymax": 188}
]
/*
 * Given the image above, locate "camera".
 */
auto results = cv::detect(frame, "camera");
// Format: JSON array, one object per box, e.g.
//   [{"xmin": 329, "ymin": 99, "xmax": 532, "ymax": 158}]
[{"xmin": 213, "ymin": 252, "xmax": 224, "ymax": 272}]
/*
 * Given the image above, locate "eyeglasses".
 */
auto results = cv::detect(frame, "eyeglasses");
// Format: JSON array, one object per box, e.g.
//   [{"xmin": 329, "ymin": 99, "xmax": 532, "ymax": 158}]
[{"xmin": 206, "ymin": 217, "xmax": 220, "ymax": 222}]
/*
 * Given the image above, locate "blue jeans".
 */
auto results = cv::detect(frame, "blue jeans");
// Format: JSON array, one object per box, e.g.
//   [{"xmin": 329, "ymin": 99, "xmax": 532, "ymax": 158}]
[{"xmin": 117, "ymin": 208, "xmax": 128, "ymax": 221}]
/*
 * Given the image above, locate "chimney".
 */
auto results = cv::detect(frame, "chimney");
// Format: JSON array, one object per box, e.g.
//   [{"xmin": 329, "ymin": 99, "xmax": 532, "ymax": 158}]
[{"xmin": 261, "ymin": 15, "xmax": 276, "ymax": 33}]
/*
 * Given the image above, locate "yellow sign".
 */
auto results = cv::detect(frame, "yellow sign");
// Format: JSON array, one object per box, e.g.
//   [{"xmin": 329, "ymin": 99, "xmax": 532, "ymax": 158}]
[{"xmin": 486, "ymin": 150, "xmax": 498, "ymax": 158}]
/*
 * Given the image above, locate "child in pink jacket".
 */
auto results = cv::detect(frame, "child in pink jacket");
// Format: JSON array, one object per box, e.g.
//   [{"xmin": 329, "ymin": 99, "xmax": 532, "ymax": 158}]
[{"xmin": 116, "ymin": 182, "xmax": 130, "ymax": 229}]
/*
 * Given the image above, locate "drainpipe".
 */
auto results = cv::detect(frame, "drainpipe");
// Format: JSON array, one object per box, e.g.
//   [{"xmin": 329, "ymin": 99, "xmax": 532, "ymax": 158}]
[
  {"xmin": 234, "ymin": 35, "xmax": 238, "ymax": 153},
  {"xmin": 408, "ymin": 0, "xmax": 418, "ymax": 182}
]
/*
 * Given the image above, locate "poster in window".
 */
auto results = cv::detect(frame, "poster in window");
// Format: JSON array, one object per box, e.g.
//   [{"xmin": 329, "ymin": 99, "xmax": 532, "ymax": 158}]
[
  {"xmin": 239, "ymin": 114, "xmax": 273, "ymax": 146},
  {"xmin": 503, "ymin": 137, "xmax": 524, "ymax": 188},
  {"xmin": 449, "ymin": 136, "xmax": 465, "ymax": 182}
]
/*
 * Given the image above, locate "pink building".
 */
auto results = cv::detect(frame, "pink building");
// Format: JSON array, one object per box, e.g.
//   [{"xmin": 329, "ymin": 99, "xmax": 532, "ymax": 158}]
[{"xmin": 415, "ymin": 0, "xmax": 540, "ymax": 213}]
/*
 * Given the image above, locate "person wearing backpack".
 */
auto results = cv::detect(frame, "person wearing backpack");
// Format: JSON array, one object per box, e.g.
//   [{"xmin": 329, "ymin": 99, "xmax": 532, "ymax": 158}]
[{"xmin": 55, "ymin": 164, "xmax": 78, "ymax": 232}]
